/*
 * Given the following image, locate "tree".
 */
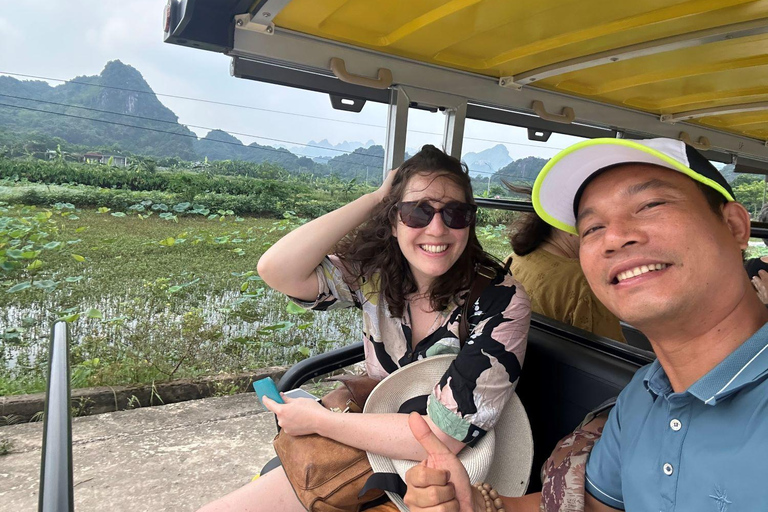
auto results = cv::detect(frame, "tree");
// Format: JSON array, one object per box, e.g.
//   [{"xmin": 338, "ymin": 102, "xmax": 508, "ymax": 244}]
[{"xmin": 733, "ymin": 179, "xmax": 767, "ymax": 218}]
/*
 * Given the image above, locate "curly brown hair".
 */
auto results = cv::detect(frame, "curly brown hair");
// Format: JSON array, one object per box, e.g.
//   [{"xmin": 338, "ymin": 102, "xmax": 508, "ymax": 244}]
[{"xmin": 335, "ymin": 145, "xmax": 500, "ymax": 318}]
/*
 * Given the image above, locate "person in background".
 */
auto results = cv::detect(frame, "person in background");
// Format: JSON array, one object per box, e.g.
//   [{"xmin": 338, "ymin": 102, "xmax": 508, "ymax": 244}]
[
  {"xmin": 746, "ymin": 203, "xmax": 768, "ymax": 303},
  {"xmin": 506, "ymin": 185, "xmax": 625, "ymax": 342}
]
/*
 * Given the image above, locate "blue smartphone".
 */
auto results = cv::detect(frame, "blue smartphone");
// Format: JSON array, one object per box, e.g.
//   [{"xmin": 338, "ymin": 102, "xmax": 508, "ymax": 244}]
[{"xmin": 253, "ymin": 377, "xmax": 284, "ymax": 406}]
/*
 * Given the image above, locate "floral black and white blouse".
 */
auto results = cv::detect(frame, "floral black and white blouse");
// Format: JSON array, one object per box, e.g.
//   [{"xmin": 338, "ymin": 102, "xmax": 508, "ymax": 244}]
[{"xmin": 291, "ymin": 255, "xmax": 531, "ymax": 444}]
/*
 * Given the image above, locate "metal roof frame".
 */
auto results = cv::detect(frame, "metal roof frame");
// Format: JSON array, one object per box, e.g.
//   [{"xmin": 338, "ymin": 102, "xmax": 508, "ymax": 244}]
[
  {"xmin": 228, "ymin": 25, "xmax": 768, "ymax": 165},
  {"xmin": 505, "ymin": 17, "xmax": 768, "ymax": 89}
]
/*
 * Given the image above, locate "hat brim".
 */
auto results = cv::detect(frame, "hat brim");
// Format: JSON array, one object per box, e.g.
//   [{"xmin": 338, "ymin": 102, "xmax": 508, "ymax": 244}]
[
  {"xmin": 532, "ymin": 138, "xmax": 735, "ymax": 235},
  {"xmin": 364, "ymin": 355, "xmax": 532, "ymax": 511}
]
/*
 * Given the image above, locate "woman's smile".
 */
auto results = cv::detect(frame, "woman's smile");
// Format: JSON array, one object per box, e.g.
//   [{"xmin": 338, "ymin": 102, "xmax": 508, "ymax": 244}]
[
  {"xmin": 394, "ymin": 174, "xmax": 470, "ymax": 290},
  {"xmin": 419, "ymin": 243, "xmax": 450, "ymax": 254}
]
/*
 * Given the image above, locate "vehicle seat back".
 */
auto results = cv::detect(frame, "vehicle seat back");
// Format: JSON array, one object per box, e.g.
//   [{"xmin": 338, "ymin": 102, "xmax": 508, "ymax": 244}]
[{"xmin": 515, "ymin": 314, "xmax": 653, "ymax": 492}]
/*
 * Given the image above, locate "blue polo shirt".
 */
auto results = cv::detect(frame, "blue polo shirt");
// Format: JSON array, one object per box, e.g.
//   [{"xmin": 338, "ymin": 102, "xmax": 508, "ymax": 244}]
[{"xmin": 585, "ymin": 321, "xmax": 768, "ymax": 511}]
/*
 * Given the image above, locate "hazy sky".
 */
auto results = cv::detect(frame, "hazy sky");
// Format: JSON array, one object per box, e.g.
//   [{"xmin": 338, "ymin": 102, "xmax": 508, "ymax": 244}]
[{"xmin": 0, "ymin": 0, "xmax": 578, "ymax": 168}]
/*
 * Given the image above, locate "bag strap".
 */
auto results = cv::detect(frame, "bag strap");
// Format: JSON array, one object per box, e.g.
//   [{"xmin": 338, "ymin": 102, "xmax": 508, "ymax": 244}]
[{"xmin": 458, "ymin": 264, "xmax": 498, "ymax": 346}]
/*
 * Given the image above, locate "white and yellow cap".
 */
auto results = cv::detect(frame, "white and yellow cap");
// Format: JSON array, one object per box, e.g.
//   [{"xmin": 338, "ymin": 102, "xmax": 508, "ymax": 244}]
[{"xmin": 532, "ymin": 138, "xmax": 735, "ymax": 235}]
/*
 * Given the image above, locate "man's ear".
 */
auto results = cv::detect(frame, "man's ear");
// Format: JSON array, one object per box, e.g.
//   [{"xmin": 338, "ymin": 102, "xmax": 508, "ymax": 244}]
[{"xmin": 722, "ymin": 201, "xmax": 752, "ymax": 249}]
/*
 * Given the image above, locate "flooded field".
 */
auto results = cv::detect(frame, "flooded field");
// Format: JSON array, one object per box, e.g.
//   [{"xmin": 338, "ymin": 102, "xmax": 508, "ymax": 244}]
[{"xmin": 0, "ymin": 204, "xmax": 512, "ymax": 395}]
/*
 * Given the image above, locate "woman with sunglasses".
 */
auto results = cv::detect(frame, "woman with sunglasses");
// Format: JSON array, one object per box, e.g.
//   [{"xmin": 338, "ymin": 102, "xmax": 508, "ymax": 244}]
[{"xmin": 199, "ymin": 145, "xmax": 530, "ymax": 512}]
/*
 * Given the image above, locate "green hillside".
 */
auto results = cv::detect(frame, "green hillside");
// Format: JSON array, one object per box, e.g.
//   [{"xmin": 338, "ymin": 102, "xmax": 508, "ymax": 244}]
[
  {"xmin": 195, "ymin": 129, "xmax": 321, "ymax": 172},
  {"xmin": 0, "ymin": 61, "xmax": 197, "ymax": 159}
]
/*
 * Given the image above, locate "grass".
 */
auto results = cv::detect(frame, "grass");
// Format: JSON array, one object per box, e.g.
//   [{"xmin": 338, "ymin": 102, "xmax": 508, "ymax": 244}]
[
  {"xmin": 0, "ymin": 438, "xmax": 12, "ymax": 456},
  {"xmin": 747, "ymin": 239, "xmax": 768, "ymax": 259},
  {"xmin": 1, "ymin": 205, "xmax": 515, "ymax": 396},
  {"xmin": 0, "ymin": 209, "xmax": 362, "ymax": 395}
]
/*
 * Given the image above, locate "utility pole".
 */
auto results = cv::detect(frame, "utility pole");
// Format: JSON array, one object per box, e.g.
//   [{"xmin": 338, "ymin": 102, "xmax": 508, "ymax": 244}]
[{"xmin": 481, "ymin": 162, "xmax": 494, "ymax": 197}]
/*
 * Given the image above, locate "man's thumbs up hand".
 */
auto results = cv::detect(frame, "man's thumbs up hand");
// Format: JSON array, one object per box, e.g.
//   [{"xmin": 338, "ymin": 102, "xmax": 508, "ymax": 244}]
[{"xmin": 404, "ymin": 413, "xmax": 479, "ymax": 512}]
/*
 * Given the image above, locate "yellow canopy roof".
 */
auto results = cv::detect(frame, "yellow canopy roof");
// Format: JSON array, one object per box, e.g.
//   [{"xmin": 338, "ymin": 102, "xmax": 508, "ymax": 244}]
[{"xmin": 274, "ymin": 0, "xmax": 768, "ymax": 143}]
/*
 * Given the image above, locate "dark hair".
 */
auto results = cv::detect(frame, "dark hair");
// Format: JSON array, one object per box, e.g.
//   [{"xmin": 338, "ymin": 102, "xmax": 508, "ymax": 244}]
[
  {"xmin": 334, "ymin": 145, "xmax": 499, "ymax": 318},
  {"xmin": 504, "ymin": 183, "xmax": 551, "ymax": 256},
  {"xmin": 694, "ymin": 181, "xmax": 727, "ymax": 218}
]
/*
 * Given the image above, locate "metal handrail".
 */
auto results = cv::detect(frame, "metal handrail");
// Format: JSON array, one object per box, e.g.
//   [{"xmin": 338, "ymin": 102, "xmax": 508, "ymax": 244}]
[
  {"xmin": 475, "ymin": 198, "xmax": 534, "ymax": 212},
  {"xmin": 277, "ymin": 342, "xmax": 365, "ymax": 392},
  {"xmin": 38, "ymin": 322, "xmax": 74, "ymax": 512}
]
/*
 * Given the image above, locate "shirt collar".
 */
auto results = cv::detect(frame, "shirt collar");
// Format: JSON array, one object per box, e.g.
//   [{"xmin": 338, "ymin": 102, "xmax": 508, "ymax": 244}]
[
  {"xmin": 642, "ymin": 359, "xmax": 671, "ymax": 399},
  {"xmin": 643, "ymin": 321, "xmax": 768, "ymax": 405}
]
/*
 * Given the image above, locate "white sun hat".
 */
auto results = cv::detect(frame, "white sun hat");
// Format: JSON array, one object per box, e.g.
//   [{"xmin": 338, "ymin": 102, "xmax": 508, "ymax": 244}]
[
  {"xmin": 532, "ymin": 137, "xmax": 735, "ymax": 235},
  {"xmin": 364, "ymin": 354, "xmax": 533, "ymax": 511}
]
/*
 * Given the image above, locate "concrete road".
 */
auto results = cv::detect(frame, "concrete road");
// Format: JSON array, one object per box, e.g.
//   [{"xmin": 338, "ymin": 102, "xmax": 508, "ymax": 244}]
[{"xmin": 0, "ymin": 393, "xmax": 279, "ymax": 511}]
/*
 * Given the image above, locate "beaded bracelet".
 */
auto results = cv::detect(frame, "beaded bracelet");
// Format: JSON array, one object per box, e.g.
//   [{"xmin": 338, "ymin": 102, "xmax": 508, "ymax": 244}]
[{"xmin": 474, "ymin": 482, "xmax": 506, "ymax": 512}]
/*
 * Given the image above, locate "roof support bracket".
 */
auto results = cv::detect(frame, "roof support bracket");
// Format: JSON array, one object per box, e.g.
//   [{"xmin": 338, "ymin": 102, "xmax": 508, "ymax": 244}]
[
  {"xmin": 235, "ymin": 0, "xmax": 291, "ymax": 34},
  {"xmin": 528, "ymin": 128, "xmax": 552, "ymax": 142},
  {"xmin": 234, "ymin": 13, "xmax": 275, "ymax": 35},
  {"xmin": 499, "ymin": 76, "xmax": 523, "ymax": 91},
  {"xmin": 679, "ymin": 131, "xmax": 712, "ymax": 151}
]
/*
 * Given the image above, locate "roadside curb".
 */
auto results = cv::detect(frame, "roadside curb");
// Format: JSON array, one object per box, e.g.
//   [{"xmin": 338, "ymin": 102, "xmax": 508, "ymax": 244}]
[{"xmin": 0, "ymin": 366, "xmax": 288, "ymax": 423}]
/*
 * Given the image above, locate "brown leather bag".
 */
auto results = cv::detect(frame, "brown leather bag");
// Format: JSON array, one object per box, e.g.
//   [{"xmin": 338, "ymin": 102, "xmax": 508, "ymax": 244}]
[
  {"xmin": 272, "ymin": 265, "xmax": 497, "ymax": 512},
  {"xmin": 273, "ymin": 375, "xmax": 383, "ymax": 512}
]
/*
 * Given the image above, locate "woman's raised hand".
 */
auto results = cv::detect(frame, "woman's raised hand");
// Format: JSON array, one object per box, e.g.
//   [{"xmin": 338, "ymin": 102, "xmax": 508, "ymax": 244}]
[
  {"xmin": 374, "ymin": 167, "xmax": 398, "ymax": 203},
  {"xmin": 257, "ymin": 166, "xmax": 397, "ymax": 301}
]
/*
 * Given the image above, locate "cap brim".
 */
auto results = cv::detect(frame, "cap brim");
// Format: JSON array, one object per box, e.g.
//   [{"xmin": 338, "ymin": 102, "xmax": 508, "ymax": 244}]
[{"xmin": 532, "ymin": 138, "xmax": 734, "ymax": 234}]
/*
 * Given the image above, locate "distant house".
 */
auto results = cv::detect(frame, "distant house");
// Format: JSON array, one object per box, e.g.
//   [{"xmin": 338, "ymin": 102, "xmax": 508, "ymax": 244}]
[
  {"xmin": 46, "ymin": 150, "xmax": 80, "ymax": 162},
  {"xmin": 83, "ymin": 152, "xmax": 129, "ymax": 167}
]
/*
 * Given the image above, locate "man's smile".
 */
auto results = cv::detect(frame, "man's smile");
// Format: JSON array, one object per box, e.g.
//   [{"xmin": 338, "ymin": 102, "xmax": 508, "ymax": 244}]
[{"xmin": 609, "ymin": 261, "xmax": 671, "ymax": 285}]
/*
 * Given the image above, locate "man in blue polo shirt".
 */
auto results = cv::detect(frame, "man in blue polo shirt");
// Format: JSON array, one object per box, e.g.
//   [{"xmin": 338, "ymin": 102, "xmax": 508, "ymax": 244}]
[{"xmin": 402, "ymin": 138, "xmax": 768, "ymax": 512}]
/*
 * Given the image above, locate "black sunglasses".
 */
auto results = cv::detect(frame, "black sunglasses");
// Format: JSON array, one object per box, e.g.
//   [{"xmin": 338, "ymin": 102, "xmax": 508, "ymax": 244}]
[{"xmin": 397, "ymin": 201, "xmax": 477, "ymax": 229}]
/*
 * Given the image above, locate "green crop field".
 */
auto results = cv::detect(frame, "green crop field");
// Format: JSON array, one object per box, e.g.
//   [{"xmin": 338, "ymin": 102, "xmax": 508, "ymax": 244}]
[{"xmin": 0, "ymin": 194, "xmax": 514, "ymax": 396}]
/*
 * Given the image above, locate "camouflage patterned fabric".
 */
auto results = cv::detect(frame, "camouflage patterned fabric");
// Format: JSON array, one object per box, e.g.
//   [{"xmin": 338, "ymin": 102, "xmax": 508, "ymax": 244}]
[
  {"xmin": 540, "ymin": 410, "xmax": 611, "ymax": 512},
  {"xmin": 291, "ymin": 255, "xmax": 531, "ymax": 444}
]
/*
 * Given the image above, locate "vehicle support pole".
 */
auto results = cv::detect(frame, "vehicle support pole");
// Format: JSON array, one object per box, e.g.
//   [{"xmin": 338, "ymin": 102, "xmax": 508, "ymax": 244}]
[
  {"xmin": 384, "ymin": 87, "xmax": 409, "ymax": 175},
  {"xmin": 39, "ymin": 322, "xmax": 74, "ymax": 512},
  {"xmin": 442, "ymin": 101, "xmax": 467, "ymax": 160}
]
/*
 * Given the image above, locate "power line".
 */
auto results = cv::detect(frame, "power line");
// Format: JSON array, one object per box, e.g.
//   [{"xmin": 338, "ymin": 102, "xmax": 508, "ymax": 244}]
[
  {"xmin": 0, "ymin": 93, "xmax": 556, "ymax": 170},
  {"xmin": 464, "ymin": 136, "xmax": 564, "ymax": 151},
  {"xmin": 0, "ymin": 101, "xmax": 345, "ymax": 162},
  {"xmin": 0, "ymin": 71, "xmax": 386, "ymax": 130},
  {"xmin": 0, "ymin": 93, "xmax": 365, "ymax": 157},
  {"xmin": 0, "ymin": 71, "xmax": 567, "ymax": 152},
  {"xmin": 0, "ymin": 101, "xmax": 396, "ymax": 175},
  {"xmin": 0, "ymin": 74, "xmax": 560, "ymax": 176},
  {"xmin": 0, "ymin": 102, "xmax": 542, "ymax": 188},
  {"xmin": 0, "ymin": 101, "xmax": 544, "ymax": 182}
]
